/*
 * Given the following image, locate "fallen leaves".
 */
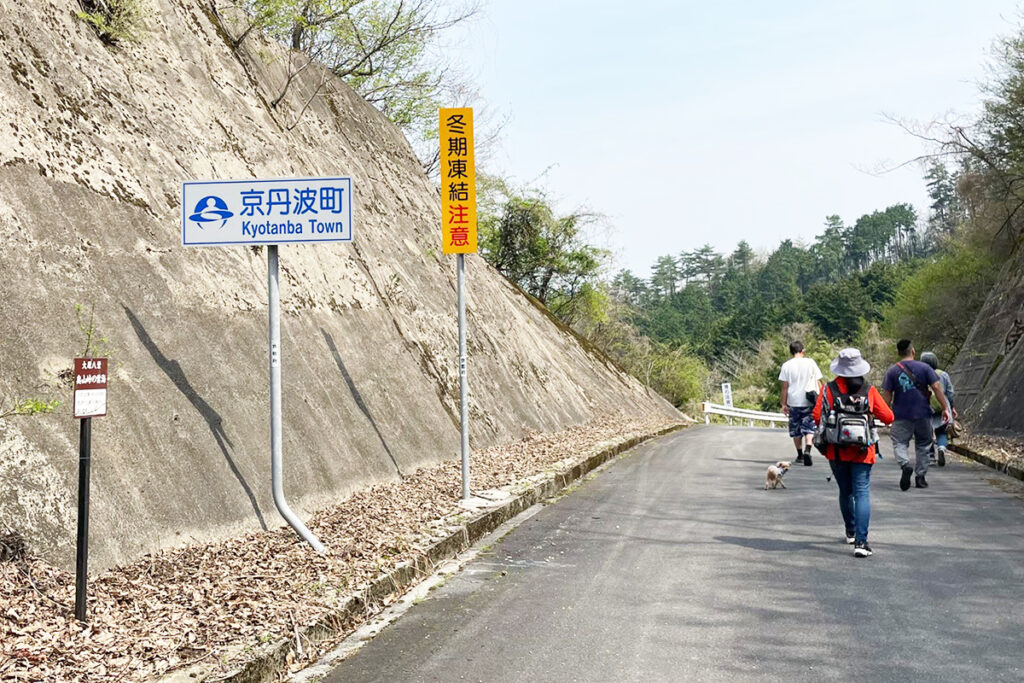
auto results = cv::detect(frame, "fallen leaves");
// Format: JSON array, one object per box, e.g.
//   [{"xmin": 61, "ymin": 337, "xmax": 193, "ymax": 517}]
[
  {"xmin": 961, "ymin": 433, "xmax": 1024, "ymax": 471},
  {"xmin": 0, "ymin": 412, "xmax": 679, "ymax": 681}
]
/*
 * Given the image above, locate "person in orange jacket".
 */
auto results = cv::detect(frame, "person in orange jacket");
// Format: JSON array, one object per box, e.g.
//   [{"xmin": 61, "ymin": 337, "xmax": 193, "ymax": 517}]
[{"xmin": 813, "ymin": 348, "xmax": 894, "ymax": 558}]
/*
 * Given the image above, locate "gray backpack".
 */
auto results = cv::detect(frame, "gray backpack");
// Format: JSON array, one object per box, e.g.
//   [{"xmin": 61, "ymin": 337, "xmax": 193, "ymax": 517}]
[{"xmin": 813, "ymin": 381, "xmax": 875, "ymax": 453}]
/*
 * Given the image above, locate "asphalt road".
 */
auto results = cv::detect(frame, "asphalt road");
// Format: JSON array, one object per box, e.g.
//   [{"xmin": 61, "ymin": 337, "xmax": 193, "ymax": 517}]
[{"xmin": 323, "ymin": 426, "xmax": 1024, "ymax": 682}]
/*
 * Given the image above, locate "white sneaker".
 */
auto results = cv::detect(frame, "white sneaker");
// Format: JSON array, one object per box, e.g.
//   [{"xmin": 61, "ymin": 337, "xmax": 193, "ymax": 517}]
[{"xmin": 854, "ymin": 542, "xmax": 873, "ymax": 557}]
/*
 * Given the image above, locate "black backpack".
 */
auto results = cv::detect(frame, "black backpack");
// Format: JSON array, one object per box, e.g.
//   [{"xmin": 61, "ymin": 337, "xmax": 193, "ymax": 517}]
[{"xmin": 813, "ymin": 380, "xmax": 875, "ymax": 454}]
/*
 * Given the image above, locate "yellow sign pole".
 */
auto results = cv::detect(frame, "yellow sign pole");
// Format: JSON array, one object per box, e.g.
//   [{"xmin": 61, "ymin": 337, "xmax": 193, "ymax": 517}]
[{"xmin": 440, "ymin": 107, "xmax": 476, "ymax": 500}]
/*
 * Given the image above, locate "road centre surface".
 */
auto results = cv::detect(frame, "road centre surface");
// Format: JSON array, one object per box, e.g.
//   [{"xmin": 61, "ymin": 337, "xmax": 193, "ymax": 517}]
[{"xmin": 325, "ymin": 426, "xmax": 1024, "ymax": 682}]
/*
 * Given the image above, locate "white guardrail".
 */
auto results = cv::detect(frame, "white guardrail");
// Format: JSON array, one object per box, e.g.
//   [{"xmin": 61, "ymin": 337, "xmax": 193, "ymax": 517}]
[{"xmin": 701, "ymin": 402, "xmax": 788, "ymax": 428}]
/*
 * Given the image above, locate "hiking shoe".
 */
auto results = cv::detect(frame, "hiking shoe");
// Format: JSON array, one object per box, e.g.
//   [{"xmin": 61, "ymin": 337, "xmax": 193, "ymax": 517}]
[
  {"xmin": 845, "ymin": 532, "xmax": 856, "ymax": 545},
  {"xmin": 937, "ymin": 448, "xmax": 946, "ymax": 467},
  {"xmin": 803, "ymin": 453, "xmax": 812, "ymax": 466},
  {"xmin": 915, "ymin": 475, "xmax": 929, "ymax": 489},
  {"xmin": 899, "ymin": 465, "xmax": 913, "ymax": 491},
  {"xmin": 854, "ymin": 542, "xmax": 873, "ymax": 558}
]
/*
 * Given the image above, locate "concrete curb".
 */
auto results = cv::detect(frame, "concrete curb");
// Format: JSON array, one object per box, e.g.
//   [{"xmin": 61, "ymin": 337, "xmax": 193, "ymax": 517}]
[
  {"xmin": 949, "ymin": 443, "xmax": 1024, "ymax": 482},
  {"xmin": 165, "ymin": 423, "xmax": 685, "ymax": 683}
]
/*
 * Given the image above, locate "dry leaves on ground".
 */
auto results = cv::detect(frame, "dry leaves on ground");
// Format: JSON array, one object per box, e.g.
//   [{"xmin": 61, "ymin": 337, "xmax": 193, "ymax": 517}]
[
  {"xmin": 960, "ymin": 433, "xmax": 1024, "ymax": 471},
  {"xmin": 0, "ymin": 412, "xmax": 679, "ymax": 682}
]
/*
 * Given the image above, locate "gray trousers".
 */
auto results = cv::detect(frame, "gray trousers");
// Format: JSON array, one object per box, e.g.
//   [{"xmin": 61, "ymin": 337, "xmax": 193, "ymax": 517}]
[{"xmin": 890, "ymin": 418, "xmax": 933, "ymax": 476}]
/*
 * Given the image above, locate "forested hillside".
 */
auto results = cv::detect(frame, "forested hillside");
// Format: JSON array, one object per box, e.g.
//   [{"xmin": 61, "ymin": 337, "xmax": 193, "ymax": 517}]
[
  {"xmin": 478, "ymin": 26, "xmax": 1024, "ymax": 415},
  {"xmin": 613, "ymin": 203, "xmax": 921, "ymax": 354}
]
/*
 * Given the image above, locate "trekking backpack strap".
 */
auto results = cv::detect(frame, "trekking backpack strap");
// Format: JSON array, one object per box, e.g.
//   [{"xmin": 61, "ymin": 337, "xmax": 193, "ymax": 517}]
[
  {"xmin": 825, "ymin": 381, "xmax": 840, "ymax": 460},
  {"xmin": 896, "ymin": 362, "xmax": 930, "ymax": 399}
]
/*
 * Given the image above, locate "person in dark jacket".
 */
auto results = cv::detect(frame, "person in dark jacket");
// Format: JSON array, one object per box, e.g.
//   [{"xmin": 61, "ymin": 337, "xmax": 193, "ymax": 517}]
[{"xmin": 814, "ymin": 348, "xmax": 894, "ymax": 558}]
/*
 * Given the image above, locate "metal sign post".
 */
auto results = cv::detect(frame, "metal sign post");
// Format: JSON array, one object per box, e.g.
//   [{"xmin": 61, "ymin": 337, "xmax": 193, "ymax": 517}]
[
  {"xmin": 457, "ymin": 253, "xmax": 470, "ymax": 500},
  {"xmin": 440, "ymin": 108, "xmax": 477, "ymax": 501},
  {"xmin": 72, "ymin": 356, "xmax": 108, "ymax": 622},
  {"xmin": 75, "ymin": 416, "xmax": 92, "ymax": 622},
  {"xmin": 182, "ymin": 176, "xmax": 353, "ymax": 551},
  {"xmin": 268, "ymin": 245, "xmax": 325, "ymax": 553}
]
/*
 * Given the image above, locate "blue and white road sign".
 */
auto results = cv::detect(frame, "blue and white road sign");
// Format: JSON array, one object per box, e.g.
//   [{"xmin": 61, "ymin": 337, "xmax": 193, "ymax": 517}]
[{"xmin": 182, "ymin": 177, "xmax": 353, "ymax": 246}]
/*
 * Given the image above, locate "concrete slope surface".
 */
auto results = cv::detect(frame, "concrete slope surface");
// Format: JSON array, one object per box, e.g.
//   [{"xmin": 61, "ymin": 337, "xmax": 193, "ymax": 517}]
[
  {"xmin": 325, "ymin": 426, "xmax": 1024, "ymax": 683},
  {"xmin": 0, "ymin": 0, "xmax": 678, "ymax": 571},
  {"xmin": 951, "ymin": 246, "xmax": 1024, "ymax": 435}
]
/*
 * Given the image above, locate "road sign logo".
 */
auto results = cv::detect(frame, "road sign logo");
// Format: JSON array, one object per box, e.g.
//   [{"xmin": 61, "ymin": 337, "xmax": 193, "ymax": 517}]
[{"xmin": 189, "ymin": 196, "xmax": 234, "ymax": 229}]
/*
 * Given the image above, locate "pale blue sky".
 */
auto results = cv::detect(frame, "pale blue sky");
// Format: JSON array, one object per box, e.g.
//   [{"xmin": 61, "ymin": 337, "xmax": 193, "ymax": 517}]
[{"xmin": 448, "ymin": 1, "xmax": 1019, "ymax": 275}]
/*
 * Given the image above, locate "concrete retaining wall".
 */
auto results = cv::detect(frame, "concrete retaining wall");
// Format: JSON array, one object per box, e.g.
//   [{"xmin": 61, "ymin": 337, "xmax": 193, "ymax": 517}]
[
  {"xmin": 0, "ymin": 0, "xmax": 679, "ymax": 571},
  {"xmin": 950, "ymin": 246, "xmax": 1024, "ymax": 436}
]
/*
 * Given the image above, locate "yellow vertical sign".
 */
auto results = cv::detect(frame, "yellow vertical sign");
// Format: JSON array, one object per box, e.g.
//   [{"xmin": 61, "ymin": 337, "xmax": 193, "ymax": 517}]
[{"xmin": 440, "ymin": 108, "xmax": 477, "ymax": 254}]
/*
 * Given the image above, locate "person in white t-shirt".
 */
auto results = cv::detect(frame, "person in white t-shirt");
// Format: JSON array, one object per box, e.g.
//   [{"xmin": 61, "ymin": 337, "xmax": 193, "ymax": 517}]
[{"xmin": 779, "ymin": 340, "xmax": 823, "ymax": 466}]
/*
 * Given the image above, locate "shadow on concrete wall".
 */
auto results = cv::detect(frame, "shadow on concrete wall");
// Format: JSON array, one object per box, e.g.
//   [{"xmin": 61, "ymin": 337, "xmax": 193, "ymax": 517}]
[
  {"xmin": 123, "ymin": 306, "xmax": 268, "ymax": 530},
  {"xmin": 321, "ymin": 328, "xmax": 403, "ymax": 477}
]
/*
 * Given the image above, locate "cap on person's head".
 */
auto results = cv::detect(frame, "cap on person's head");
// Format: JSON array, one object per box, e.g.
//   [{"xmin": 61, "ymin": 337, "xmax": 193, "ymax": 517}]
[
  {"xmin": 920, "ymin": 351, "xmax": 939, "ymax": 370},
  {"xmin": 830, "ymin": 347, "xmax": 871, "ymax": 378},
  {"xmin": 897, "ymin": 339, "xmax": 913, "ymax": 357}
]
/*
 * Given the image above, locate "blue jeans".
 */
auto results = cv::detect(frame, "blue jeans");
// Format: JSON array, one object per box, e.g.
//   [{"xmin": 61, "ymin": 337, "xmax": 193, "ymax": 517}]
[
  {"xmin": 935, "ymin": 424, "xmax": 948, "ymax": 449},
  {"xmin": 829, "ymin": 460, "xmax": 872, "ymax": 543}
]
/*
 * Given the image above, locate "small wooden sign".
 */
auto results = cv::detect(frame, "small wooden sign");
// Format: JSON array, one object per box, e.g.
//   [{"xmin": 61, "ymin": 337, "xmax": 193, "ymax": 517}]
[{"xmin": 73, "ymin": 358, "xmax": 108, "ymax": 419}]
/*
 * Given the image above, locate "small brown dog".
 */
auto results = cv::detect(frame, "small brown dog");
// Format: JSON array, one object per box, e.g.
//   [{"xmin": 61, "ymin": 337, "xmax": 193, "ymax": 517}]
[{"xmin": 765, "ymin": 461, "xmax": 791, "ymax": 490}]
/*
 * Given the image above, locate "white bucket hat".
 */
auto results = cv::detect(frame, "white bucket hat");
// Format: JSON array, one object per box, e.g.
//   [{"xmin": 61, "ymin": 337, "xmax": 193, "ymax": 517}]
[{"xmin": 830, "ymin": 347, "xmax": 871, "ymax": 378}]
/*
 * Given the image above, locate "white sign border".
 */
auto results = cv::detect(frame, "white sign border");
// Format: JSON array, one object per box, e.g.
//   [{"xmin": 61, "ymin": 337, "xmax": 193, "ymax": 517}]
[{"xmin": 181, "ymin": 176, "xmax": 354, "ymax": 247}]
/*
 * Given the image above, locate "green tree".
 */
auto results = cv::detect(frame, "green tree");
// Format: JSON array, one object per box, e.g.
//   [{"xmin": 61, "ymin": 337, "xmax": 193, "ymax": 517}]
[
  {"xmin": 856, "ymin": 261, "xmax": 914, "ymax": 322},
  {"xmin": 688, "ymin": 244, "xmax": 724, "ymax": 285},
  {"xmin": 611, "ymin": 269, "xmax": 649, "ymax": 307},
  {"xmin": 882, "ymin": 240, "xmax": 998, "ymax": 360},
  {"xmin": 810, "ymin": 215, "xmax": 846, "ymax": 281},
  {"xmin": 728, "ymin": 240, "xmax": 757, "ymax": 272},
  {"xmin": 640, "ymin": 284, "xmax": 717, "ymax": 356},
  {"xmin": 649, "ymin": 344, "xmax": 708, "ymax": 408},
  {"xmin": 805, "ymin": 279, "xmax": 870, "ymax": 341},
  {"xmin": 650, "ymin": 255, "xmax": 679, "ymax": 298},
  {"xmin": 223, "ymin": 0, "xmax": 478, "ymax": 157},
  {"xmin": 480, "ymin": 190, "xmax": 608, "ymax": 316},
  {"xmin": 931, "ymin": 24, "xmax": 1024, "ymax": 255},
  {"xmin": 924, "ymin": 162, "xmax": 961, "ymax": 236},
  {"xmin": 757, "ymin": 239, "xmax": 808, "ymax": 317}
]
